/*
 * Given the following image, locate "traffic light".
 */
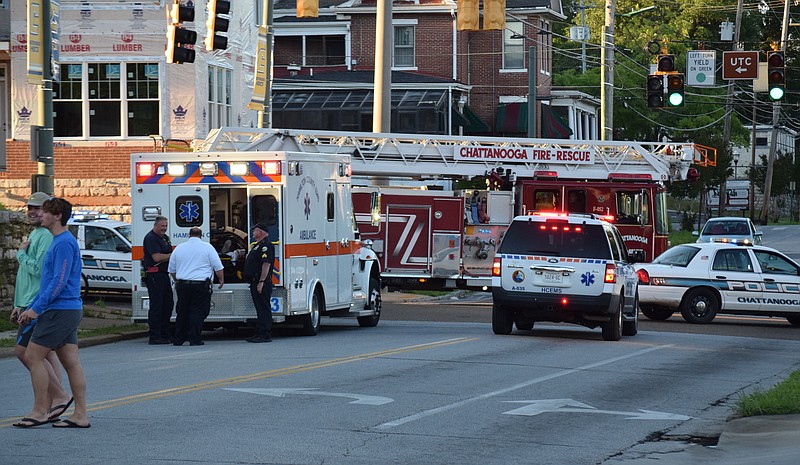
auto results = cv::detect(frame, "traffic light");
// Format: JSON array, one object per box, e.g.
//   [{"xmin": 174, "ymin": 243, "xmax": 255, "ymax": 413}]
[
  {"xmin": 483, "ymin": 0, "xmax": 506, "ymax": 31},
  {"xmin": 667, "ymin": 73, "xmax": 685, "ymax": 107},
  {"xmin": 767, "ymin": 51, "xmax": 786, "ymax": 101},
  {"xmin": 205, "ymin": 0, "xmax": 231, "ymax": 51},
  {"xmin": 657, "ymin": 54, "xmax": 676, "ymax": 73},
  {"xmin": 457, "ymin": 0, "xmax": 479, "ymax": 31},
  {"xmin": 646, "ymin": 74, "xmax": 664, "ymax": 108},
  {"xmin": 297, "ymin": 0, "xmax": 319, "ymax": 18},
  {"xmin": 166, "ymin": 1, "xmax": 197, "ymax": 64}
]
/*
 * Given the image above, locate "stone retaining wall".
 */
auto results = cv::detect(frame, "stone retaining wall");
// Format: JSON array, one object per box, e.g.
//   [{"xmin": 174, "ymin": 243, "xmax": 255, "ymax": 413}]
[{"xmin": 0, "ymin": 211, "xmax": 33, "ymax": 307}]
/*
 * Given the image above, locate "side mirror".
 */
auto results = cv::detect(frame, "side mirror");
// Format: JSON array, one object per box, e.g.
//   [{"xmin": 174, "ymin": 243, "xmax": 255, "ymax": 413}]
[
  {"xmin": 370, "ymin": 191, "xmax": 381, "ymax": 227},
  {"xmin": 117, "ymin": 244, "xmax": 132, "ymax": 253},
  {"xmin": 754, "ymin": 230, "xmax": 763, "ymax": 237},
  {"xmin": 692, "ymin": 231, "xmax": 699, "ymax": 236},
  {"xmin": 628, "ymin": 250, "xmax": 646, "ymax": 263}
]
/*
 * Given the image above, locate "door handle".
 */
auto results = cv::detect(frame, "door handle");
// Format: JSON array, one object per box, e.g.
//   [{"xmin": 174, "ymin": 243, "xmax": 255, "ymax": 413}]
[
  {"xmin": 763, "ymin": 277, "xmax": 776, "ymax": 283},
  {"xmin": 715, "ymin": 275, "xmax": 727, "ymax": 280},
  {"xmin": 82, "ymin": 255, "xmax": 94, "ymax": 259}
]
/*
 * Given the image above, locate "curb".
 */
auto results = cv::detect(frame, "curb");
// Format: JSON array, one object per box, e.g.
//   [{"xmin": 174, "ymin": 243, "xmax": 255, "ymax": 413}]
[{"xmin": 0, "ymin": 331, "xmax": 148, "ymax": 360}]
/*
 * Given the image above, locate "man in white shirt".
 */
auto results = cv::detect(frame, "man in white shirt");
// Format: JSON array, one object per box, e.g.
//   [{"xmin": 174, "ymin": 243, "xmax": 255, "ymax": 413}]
[{"xmin": 168, "ymin": 227, "xmax": 224, "ymax": 346}]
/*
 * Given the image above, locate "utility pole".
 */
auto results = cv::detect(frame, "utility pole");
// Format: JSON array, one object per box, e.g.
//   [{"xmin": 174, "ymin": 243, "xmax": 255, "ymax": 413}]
[
  {"xmin": 31, "ymin": 0, "xmax": 55, "ymax": 195},
  {"xmin": 373, "ymin": 1, "xmax": 392, "ymax": 132},
  {"xmin": 257, "ymin": 0, "xmax": 273, "ymax": 128},
  {"xmin": 718, "ymin": 0, "xmax": 744, "ymax": 217},
  {"xmin": 527, "ymin": 46, "xmax": 536, "ymax": 137},
  {"xmin": 600, "ymin": 0, "xmax": 615, "ymax": 140},
  {"xmin": 579, "ymin": 0, "xmax": 587, "ymax": 73},
  {"xmin": 759, "ymin": 0, "xmax": 790, "ymax": 224}
]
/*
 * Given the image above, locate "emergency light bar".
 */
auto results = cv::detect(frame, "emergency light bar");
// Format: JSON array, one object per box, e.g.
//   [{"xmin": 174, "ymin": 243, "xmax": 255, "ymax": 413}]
[
  {"xmin": 136, "ymin": 163, "xmax": 156, "ymax": 177},
  {"xmin": 533, "ymin": 170, "xmax": 558, "ymax": 178},
  {"xmin": 260, "ymin": 161, "xmax": 281, "ymax": 175},
  {"xmin": 167, "ymin": 163, "xmax": 186, "ymax": 177},
  {"xmin": 229, "ymin": 162, "xmax": 249, "ymax": 176},
  {"xmin": 199, "ymin": 162, "xmax": 218, "ymax": 176},
  {"xmin": 608, "ymin": 173, "xmax": 652, "ymax": 181}
]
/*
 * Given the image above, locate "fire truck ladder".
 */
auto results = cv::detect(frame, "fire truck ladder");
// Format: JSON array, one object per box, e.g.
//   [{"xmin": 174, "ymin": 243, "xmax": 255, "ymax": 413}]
[{"xmin": 200, "ymin": 127, "xmax": 716, "ymax": 182}]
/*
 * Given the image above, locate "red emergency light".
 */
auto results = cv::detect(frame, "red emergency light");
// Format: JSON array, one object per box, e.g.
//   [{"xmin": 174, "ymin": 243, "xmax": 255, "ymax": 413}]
[
  {"xmin": 136, "ymin": 163, "xmax": 156, "ymax": 177},
  {"xmin": 607, "ymin": 173, "xmax": 652, "ymax": 181},
  {"xmin": 534, "ymin": 170, "xmax": 558, "ymax": 178},
  {"xmin": 260, "ymin": 161, "xmax": 281, "ymax": 175}
]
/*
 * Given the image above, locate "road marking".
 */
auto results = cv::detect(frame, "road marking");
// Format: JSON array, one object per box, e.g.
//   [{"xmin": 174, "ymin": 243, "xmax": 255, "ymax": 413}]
[
  {"xmin": 502, "ymin": 399, "xmax": 691, "ymax": 420},
  {"xmin": 226, "ymin": 387, "xmax": 393, "ymax": 405},
  {"xmin": 376, "ymin": 344, "xmax": 674, "ymax": 430},
  {"xmin": 145, "ymin": 350, "xmax": 215, "ymax": 361},
  {"xmin": 0, "ymin": 337, "xmax": 476, "ymax": 428}
]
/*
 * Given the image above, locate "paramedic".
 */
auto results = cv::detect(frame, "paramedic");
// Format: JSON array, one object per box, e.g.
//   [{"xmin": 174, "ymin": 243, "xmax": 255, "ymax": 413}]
[
  {"xmin": 168, "ymin": 227, "xmax": 224, "ymax": 346},
  {"xmin": 142, "ymin": 216, "xmax": 173, "ymax": 344}
]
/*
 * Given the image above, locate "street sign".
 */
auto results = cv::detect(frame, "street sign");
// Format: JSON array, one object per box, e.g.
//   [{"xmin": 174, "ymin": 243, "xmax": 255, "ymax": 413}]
[
  {"xmin": 723, "ymin": 51, "xmax": 759, "ymax": 80},
  {"xmin": 687, "ymin": 50, "xmax": 716, "ymax": 86}
]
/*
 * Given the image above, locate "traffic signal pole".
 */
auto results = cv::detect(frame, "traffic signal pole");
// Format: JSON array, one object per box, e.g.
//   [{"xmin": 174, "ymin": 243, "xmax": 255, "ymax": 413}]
[
  {"xmin": 760, "ymin": 0, "xmax": 791, "ymax": 224},
  {"xmin": 257, "ymin": 0, "xmax": 273, "ymax": 129},
  {"xmin": 36, "ymin": 0, "xmax": 55, "ymax": 195},
  {"xmin": 373, "ymin": 0, "xmax": 392, "ymax": 132},
  {"xmin": 599, "ymin": 0, "xmax": 615, "ymax": 140}
]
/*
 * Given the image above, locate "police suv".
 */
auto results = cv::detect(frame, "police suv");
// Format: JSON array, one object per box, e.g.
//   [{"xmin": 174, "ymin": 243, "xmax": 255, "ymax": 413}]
[
  {"xmin": 636, "ymin": 242, "xmax": 800, "ymax": 325},
  {"xmin": 67, "ymin": 212, "xmax": 133, "ymax": 293},
  {"xmin": 491, "ymin": 212, "xmax": 641, "ymax": 341}
]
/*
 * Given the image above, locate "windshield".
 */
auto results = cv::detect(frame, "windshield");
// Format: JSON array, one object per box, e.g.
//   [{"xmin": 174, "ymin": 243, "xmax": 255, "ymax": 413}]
[
  {"xmin": 498, "ymin": 220, "xmax": 611, "ymax": 259},
  {"xmin": 652, "ymin": 245, "xmax": 700, "ymax": 267},
  {"xmin": 115, "ymin": 225, "xmax": 132, "ymax": 244},
  {"xmin": 701, "ymin": 220, "xmax": 751, "ymax": 236}
]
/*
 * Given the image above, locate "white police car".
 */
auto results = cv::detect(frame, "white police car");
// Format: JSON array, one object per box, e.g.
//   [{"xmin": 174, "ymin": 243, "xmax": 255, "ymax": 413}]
[
  {"xmin": 491, "ymin": 212, "xmax": 641, "ymax": 341},
  {"xmin": 635, "ymin": 242, "xmax": 800, "ymax": 325},
  {"xmin": 67, "ymin": 212, "xmax": 133, "ymax": 293}
]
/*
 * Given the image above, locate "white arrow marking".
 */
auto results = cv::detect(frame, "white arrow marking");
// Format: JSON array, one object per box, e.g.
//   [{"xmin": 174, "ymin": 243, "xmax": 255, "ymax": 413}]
[
  {"xmin": 225, "ymin": 388, "xmax": 393, "ymax": 405},
  {"xmin": 735, "ymin": 66, "xmax": 748, "ymax": 74},
  {"xmin": 503, "ymin": 399, "xmax": 692, "ymax": 421}
]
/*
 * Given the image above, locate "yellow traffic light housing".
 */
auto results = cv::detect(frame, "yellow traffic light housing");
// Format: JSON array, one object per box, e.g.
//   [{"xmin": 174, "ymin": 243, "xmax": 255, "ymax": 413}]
[
  {"xmin": 297, "ymin": 0, "xmax": 319, "ymax": 18},
  {"xmin": 166, "ymin": 1, "xmax": 197, "ymax": 64},
  {"xmin": 205, "ymin": 0, "xmax": 231, "ymax": 51}
]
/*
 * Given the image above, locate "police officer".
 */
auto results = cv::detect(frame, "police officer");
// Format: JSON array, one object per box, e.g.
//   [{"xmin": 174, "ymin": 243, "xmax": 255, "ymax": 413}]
[
  {"xmin": 244, "ymin": 223, "xmax": 275, "ymax": 343},
  {"xmin": 142, "ymin": 216, "xmax": 173, "ymax": 344},
  {"xmin": 168, "ymin": 227, "xmax": 224, "ymax": 346}
]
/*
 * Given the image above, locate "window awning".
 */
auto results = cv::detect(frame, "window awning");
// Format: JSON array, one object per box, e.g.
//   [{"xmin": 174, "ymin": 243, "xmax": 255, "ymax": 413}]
[
  {"xmin": 496, "ymin": 102, "xmax": 573, "ymax": 138},
  {"xmin": 452, "ymin": 104, "xmax": 490, "ymax": 133},
  {"xmin": 541, "ymin": 103, "xmax": 573, "ymax": 139}
]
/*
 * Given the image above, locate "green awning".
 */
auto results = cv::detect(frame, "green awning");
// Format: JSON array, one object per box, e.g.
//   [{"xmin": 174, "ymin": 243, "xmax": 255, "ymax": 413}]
[
  {"xmin": 496, "ymin": 102, "xmax": 573, "ymax": 138},
  {"xmin": 452, "ymin": 103, "xmax": 490, "ymax": 133},
  {"xmin": 541, "ymin": 103, "xmax": 573, "ymax": 139}
]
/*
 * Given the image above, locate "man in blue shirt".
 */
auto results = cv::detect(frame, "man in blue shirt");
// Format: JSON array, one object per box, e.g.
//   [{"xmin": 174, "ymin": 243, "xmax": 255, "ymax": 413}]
[{"xmin": 14, "ymin": 198, "xmax": 90, "ymax": 429}]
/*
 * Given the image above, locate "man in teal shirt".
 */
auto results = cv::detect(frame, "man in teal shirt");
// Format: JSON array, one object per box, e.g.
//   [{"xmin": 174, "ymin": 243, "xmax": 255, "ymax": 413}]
[{"xmin": 10, "ymin": 193, "xmax": 72, "ymax": 423}]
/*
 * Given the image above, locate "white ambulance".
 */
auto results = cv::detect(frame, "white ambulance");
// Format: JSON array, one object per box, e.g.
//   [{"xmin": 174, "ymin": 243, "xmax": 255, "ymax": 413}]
[{"xmin": 130, "ymin": 150, "xmax": 382, "ymax": 335}]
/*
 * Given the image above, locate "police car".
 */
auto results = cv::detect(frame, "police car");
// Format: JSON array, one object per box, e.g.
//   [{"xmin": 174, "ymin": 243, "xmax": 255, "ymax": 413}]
[
  {"xmin": 491, "ymin": 212, "xmax": 641, "ymax": 341},
  {"xmin": 67, "ymin": 212, "xmax": 133, "ymax": 293},
  {"xmin": 635, "ymin": 242, "xmax": 800, "ymax": 325}
]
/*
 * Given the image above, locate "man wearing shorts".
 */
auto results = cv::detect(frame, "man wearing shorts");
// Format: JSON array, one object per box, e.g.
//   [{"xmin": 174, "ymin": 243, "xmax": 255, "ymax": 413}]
[
  {"xmin": 11, "ymin": 192, "xmax": 72, "ymax": 422},
  {"xmin": 14, "ymin": 198, "xmax": 89, "ymax": 429}
]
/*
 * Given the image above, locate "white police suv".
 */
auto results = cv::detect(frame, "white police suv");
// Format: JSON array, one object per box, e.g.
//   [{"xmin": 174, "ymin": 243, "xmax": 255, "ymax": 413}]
[
  {"xmin": 636, "ymin": 242, "xmax": 800, "ymax": 325},
  {"xmin": 67, "ymin": 212, "xmax": 133, "ymax": 293},
  {"xmin": 491, "ymin": 212, "xmax": 641, "ymax": 341}
]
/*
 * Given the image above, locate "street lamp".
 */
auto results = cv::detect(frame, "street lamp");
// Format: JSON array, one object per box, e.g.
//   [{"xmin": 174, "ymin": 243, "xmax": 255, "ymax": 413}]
[{"xmin": 733, "ymin": 152, "xmax": 740, "ymax": 180}]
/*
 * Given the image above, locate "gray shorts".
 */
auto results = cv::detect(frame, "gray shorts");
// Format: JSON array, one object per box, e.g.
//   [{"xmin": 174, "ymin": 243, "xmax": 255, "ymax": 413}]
[{"xmin": 30, "ymin": 310, "xmax": 82, "ymax": 350}]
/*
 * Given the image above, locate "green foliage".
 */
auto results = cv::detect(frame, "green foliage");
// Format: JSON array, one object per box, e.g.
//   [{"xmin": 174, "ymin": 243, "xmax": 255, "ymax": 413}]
[
  {"xmin": 736, "ymin": 370, "xmax": 800, "ymax": 416},
  {"xmin": 669, "ymin": 230, "xmax": 697, "ymax": 246},
  {"xmin": 0, "ymin": 310, "xmax": 17, "ymax": 332},
  {"xmin": 680, "ymin": 211, "xmax": 697, "ymax": 231}
]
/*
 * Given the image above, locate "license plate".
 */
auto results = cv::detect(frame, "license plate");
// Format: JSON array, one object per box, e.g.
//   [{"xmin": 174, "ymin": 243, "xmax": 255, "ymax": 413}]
[{"xmin": 542, "ymin": 272, "xmax": 563, "ymax": 284}]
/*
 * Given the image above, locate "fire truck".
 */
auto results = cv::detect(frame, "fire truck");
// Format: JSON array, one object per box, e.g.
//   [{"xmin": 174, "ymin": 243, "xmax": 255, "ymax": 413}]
[
  {"xmin": 198, "ymin": 128, "xmax": 716, "ymax": 291},
  {"xmin": 130, "ymin": 150, "xmax": 382, "ymax": 335}
]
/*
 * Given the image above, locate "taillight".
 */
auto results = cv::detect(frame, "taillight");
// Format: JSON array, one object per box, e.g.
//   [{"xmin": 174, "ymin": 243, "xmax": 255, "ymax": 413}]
[
  {"xmin": 636, "ymin": 268, "xmax": 650, "ymax": 284},
  {"xmin": 492, "ymin": 257, "xmax": 502, "ymax": 277},
  {"xmin": 604, "ymin": 263, "xmax": 617, "ymax": 283}
]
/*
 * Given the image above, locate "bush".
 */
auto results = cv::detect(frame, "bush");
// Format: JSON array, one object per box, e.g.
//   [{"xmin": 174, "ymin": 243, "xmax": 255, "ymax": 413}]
[{"xmin": 680, "ymin": 211, "xmax": 697, "ymax": 231}]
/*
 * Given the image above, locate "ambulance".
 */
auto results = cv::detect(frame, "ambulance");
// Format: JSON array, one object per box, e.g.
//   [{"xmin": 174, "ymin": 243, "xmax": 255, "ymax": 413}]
[{"xmin": 130, "ymin": 150, "xmax": 382, "ymax": 335}]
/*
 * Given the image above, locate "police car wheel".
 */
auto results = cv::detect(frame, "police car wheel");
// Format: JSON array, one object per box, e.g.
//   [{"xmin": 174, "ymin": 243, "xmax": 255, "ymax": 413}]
[
  {"xmin": 492, "ymin": 303, "xmax": 513, "ymax": 335},
  {"xmin": 680, "ymin": 288, "xmax": 718, "ymax": 324},
  {"xmin": 602, "ymin": 297, "xmax": 623, "ymax": 341},
  {"xmin": 515, "ymin": 321, "xmax": 534, "ymax": 331},
  {"xmin": 641, "ymin": 306, "xmax": 674, "ymax": 321},
  {"xmin": 80, "ymin": 273, "xmax": 89, "ymax": 300},
  {"xmin": 622, "ymin": 293, "xmax": 639, "ymax": 336},
  {"xmin": 786, "ymin": 315, "xmax": 800, "ymax": 327}
]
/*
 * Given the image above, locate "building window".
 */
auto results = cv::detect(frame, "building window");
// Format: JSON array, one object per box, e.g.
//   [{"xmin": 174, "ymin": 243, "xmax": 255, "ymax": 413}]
[
  {"xmin": 503, "ymin": 22, "xmax": 525, "ymax": 70},
  {"xmin": 393, "ymin": 26, "xmax": 415, "ymax": 68},
  {"xmin": 756, "ymin": 137, "xmax": 768, "ymax": 147},
  {"xmin": 208, "ymin": 66, "xmax": 232, "ymax": 130},
  {"xmin": 53, "ymin": 62, "xmax": 160, "ymax": 138}
]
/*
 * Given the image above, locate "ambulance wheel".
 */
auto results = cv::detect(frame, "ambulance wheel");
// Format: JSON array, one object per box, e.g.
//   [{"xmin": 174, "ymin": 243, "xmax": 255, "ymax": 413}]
[
  {"xmin": 492, "ymin": 303, "xmax": 513, "ymax": 335},
  {"xmin": 300, "ymin": 288, "xmax": 322, "ymax": 336},
  {"xmin": 641, "ymin": 306, "xmax": 674, "ymax": 321},
  {"xmin": 680, "ymin": 288, "xmax": 718, "ymax": 324},
  {"xmin": 602, "ymin": 298, "xmax": 623, "ymax": 341},
  {"xmin": 786, "ymin": 315, "xmax": 800, "ymax": 327},
  {"xmin": 358, "ymin": 278, "xmax": 382, "ymax": 327}
]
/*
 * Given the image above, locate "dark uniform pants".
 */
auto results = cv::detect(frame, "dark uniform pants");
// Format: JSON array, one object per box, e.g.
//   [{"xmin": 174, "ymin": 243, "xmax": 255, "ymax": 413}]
[
  {"xmin": 146, "ymin": 272, "xmax": 174, "ymax": 341},
  {"xmin": 174, "ymin": 281, "xmax": 211, "ymax": 344},
  {"xmin": 249, "ymin": 282, "xmax": 273, "ymax": 338}
]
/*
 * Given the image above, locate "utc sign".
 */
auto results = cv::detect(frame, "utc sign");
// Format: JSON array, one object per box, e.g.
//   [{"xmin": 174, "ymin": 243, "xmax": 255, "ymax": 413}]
[{"xmin": 723, "ymin": 51, "xmax": 760, "ymax": 80}]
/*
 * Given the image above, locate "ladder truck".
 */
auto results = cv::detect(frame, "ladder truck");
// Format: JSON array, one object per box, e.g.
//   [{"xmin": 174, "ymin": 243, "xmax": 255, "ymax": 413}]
[{"xmin": 198, "ymin": 128, "xmax": 716, "ymax": 291}]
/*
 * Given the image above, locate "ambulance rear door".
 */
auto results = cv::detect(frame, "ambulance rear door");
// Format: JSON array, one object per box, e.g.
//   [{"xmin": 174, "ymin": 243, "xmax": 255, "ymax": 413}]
[{"xmin": 169, "ymin": 185, "xmax": 210, "ymax": 245}]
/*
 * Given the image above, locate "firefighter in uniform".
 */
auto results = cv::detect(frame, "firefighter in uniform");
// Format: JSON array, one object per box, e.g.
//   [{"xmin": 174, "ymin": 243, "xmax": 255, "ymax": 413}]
[{"xmin": 244, "ymin": 223, "xmax": 275, "ymax": 343}]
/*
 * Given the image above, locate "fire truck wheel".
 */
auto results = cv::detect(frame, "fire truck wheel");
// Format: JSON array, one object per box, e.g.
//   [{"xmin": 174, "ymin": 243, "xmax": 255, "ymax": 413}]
[
  {"xmin": 680, "ymin": 288, "xmax": 718, "ymax": 324},
  {"xmin": 492, "ymin": 303, "xmax": 513, "ymax": 335},
  {"xmin": 300, "ymin": 288, "xmax": 322, "ymax": 336},
  {"xmin": 641, "ymin": 306, "xmax": 674, "ymax": 321},
  {"xmin": 357, "ymin": 278, "xmax": 382, "ymax": 327},
  {"xmin": 602, "ymin": 298, "xmax": 623, "ymax": 341},
  {"xmin": 786, "ymin": 315, "xmax": 800, "ymax": 327}
]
